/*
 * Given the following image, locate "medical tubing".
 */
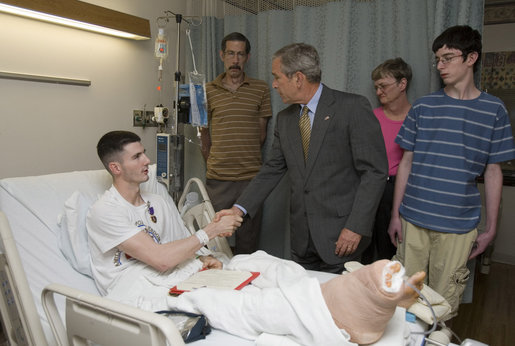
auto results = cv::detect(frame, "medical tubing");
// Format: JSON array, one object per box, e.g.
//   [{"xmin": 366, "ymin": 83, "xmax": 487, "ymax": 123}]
[
  {"xmin": 186, "ymin": 29, "xmax": 198, "ymax": 74},
  {"xmin": 439, "ymin": 321, "xmax": 462, "ymax": 345},
  {"xmin": 402, "ymin": 277, "xmax": 438, "ymax": 336}
]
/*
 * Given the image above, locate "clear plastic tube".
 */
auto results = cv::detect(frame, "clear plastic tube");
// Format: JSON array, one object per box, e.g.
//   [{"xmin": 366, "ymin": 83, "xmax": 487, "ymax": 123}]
[{"xmin": 403, "ymin": 277, "xmax": 438, "ymax": 336}]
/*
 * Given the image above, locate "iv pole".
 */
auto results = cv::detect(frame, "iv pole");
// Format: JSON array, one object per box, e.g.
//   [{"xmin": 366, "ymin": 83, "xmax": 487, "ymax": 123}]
[{"xmin": 156, "ymin": 11, "xmax": 199, "ymax": 202}]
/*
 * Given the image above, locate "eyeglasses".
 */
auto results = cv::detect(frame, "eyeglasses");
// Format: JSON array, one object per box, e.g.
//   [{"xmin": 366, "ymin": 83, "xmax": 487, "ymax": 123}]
[
  {"xmin": 432, "ymin": 54, "xmax": 464, "ymax": 68},
  {"xmin": 374, "ymin": 81, "xmax": 398, "ymax": 92},
  {"xmin": 224, "ymin": 50, "xmax": 247, "ymax": 58}
]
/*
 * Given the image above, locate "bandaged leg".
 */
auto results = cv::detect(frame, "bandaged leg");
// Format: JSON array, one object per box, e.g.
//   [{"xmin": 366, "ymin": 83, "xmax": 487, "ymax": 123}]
[{"xmin": 321, "ymin": 260, "xmax": 425, "ymax": 344}]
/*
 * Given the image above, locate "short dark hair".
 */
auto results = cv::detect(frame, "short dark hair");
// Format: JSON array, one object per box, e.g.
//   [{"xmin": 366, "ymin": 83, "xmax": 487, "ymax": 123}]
[
  {"xmin": 432, "ymin": 25, "xmax": 482, "ymax": 72},
  {"xmin": 221, "ymin": 32, "xmax": 251, "ymax": 54},
  {"xmin": 371, "ymin": 57, "xmax": 412, "ymax": 86},
  {"xmin": 273, "ymin": 43, "xmax": 322, "ymax": 83},
  {"xmin": 97, "ymin": 131, "xmax": 141, "ymax": 172}
]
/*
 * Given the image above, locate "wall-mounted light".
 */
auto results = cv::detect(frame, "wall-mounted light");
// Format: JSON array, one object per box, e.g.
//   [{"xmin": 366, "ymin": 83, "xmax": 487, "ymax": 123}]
[{"xmin": 0, "ymin": 0, "xmax": 151, "ymax": 40}]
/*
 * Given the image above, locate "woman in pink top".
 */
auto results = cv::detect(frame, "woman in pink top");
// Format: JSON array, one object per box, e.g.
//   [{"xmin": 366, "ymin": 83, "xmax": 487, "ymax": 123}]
[{"xmin": 362, "ymin": 58, "xmax": 412, "ymax": 264}]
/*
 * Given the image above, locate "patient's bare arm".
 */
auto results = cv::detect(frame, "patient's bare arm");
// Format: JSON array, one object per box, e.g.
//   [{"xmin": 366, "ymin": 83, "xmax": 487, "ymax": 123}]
[{"xmin": 320, "ymin": 260, "xmax": 425, "ymax": 345}]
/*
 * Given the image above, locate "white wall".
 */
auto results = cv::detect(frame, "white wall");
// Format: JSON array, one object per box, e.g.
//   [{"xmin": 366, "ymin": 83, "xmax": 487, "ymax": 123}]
[{"xmin": 0, "ymin": 0, "xmax": 204, "ymax": 179}]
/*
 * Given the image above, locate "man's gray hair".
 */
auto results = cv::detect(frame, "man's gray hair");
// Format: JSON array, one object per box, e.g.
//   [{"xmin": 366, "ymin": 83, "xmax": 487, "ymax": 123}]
[{"xmin": 273, "ymin": 43, "xmax": 321, "ymax": 83}]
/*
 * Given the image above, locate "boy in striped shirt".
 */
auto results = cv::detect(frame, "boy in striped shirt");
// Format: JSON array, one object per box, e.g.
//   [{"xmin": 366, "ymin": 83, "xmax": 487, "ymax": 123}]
[{"xmin": 388, "ymin": 25, "xmax": 515, "ymax": 320}]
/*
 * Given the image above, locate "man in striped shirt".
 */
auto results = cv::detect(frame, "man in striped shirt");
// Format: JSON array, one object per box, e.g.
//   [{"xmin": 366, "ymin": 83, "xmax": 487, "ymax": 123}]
[
  {"xmin": 388, "ymin": 25, "xmax": 515, "ymax": 320},
  {"xmin": 200, "ymin": 32, "xmax": 272, "ymax": 255}
]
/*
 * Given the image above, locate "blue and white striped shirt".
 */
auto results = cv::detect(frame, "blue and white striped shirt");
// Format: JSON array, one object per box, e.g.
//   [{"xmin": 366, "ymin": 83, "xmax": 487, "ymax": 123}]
[{"xmin": 396, "ymin": 89, "xmax": 515, "ymax": 233}]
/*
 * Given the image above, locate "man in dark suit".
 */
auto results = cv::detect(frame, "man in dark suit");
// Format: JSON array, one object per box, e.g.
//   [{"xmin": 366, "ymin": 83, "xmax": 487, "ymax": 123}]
[{"xmin": 230, "ymin": 43, "xmax": 388, "ymax": 273}]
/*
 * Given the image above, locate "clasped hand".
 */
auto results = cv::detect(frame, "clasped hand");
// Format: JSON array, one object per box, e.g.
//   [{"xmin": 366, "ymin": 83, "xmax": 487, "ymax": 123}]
[
  {"xmin": 210, "ymin": 208, "xmax": 243, "ymax": 237},
  {"xmin": 212, "ymin": 206, "xmax": 244, "ymax": 237}
]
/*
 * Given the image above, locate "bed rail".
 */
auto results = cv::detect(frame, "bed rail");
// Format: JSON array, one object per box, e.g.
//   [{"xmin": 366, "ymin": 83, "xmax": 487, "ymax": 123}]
[
  {"xmin": 178, "ymin": 178, "xmax": 232, "ymax": 258},
  {"xmin": 42, "ymin": 283, "xmax": 185, "ymax": 346},
  {"xmin": 0, "ymin": 211, "xmax": 47, "ymax": 345}
]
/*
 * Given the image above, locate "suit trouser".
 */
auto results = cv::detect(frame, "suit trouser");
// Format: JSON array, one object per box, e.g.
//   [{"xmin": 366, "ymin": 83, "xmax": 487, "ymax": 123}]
[
  {"xmin": 361, "ymin": 177, "xmax": 397, "ymax": 264},
  {"xmin": 206, "ymin": 179, "xmax": 262, "ymax": 255},
  {"xmin": 291, "ymin": 230, "xmax": 369, "ymax": 274},
  {"xmin": 393, "ymin": 218, "xmax": 477, "ymax": 319}
]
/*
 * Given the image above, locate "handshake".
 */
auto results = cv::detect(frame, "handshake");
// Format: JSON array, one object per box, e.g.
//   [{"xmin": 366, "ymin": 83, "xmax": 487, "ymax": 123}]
[{"xmin": 204, "ymin": 206, "xmax": 244, "ymax": 239}]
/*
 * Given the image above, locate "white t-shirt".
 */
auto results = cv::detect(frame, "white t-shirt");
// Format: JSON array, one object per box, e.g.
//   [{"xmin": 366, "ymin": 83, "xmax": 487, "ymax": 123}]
[{"xmin": 86, "ymin": 185, "xmax": 191, "ymax": 295}]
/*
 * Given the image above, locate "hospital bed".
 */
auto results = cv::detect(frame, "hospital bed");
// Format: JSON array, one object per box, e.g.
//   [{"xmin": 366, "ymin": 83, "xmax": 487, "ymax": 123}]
[{"xmin": 0, "ymin": 164, "xmax": 423, "ymax": 345}]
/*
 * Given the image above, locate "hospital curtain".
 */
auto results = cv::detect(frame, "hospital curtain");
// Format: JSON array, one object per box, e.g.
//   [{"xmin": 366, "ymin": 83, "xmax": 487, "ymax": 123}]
[
  {"xmin": 186, "ymin": 0, "xmax": 485, "ymax": 258},
  {"xmin": 189, "ymin": 0, "xmax": 484, "ymax": 152}
]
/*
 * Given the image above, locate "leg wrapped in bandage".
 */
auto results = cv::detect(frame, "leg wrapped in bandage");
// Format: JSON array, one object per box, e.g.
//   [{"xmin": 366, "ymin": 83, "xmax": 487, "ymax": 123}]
[{"xmin": 320, "ymin": 260, "xmax": 425, "ymax": 344}]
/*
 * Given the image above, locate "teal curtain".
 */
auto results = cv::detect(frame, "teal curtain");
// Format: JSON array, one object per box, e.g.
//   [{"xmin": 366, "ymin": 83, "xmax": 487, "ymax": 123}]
[{"xmin": 187, "ymin": 0, "xmax": 485, "ymax": 258}]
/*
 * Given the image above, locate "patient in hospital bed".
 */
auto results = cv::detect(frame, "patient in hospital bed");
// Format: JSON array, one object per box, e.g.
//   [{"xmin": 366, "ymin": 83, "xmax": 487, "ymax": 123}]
[
  {"xmin": 86, "ymin": 131, "xmax": 241, "ymax": 295},
  {"xmin": 87, "ymin": 131, "xmax": 425, "ymax": 345}
]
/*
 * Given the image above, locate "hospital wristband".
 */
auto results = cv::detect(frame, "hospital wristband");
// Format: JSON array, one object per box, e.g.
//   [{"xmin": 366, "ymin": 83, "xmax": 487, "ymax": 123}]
[{"xmin": 195, "ymin": 229, "xmax": 209, "ymax": 246}]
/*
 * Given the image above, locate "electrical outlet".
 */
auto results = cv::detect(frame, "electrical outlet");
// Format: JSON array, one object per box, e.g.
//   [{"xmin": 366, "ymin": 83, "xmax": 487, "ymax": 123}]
[
  {"xmin": 133, "ymin": 110, "xmax": 157, "ymax": 127},
  {"xmin": 133, "ymin": 110, "xmax": 144, "ymax": 127}
]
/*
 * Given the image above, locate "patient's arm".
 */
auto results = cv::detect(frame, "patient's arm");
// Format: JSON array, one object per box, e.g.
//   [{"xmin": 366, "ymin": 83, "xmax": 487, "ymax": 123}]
[
  {"xmin": 321, "ymin": 260, "xmax": 425, "ymax": 345},
  {"xmin": 119, "ymin": 214, "xmax": 240, "ymax": 272}
]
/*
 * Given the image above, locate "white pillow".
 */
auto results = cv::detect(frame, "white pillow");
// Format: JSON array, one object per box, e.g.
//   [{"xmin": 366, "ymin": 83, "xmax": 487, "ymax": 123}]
[
  {"xmin": 57, "ymin": 190, "xmax": 96, "ymax": 277},
  {"xmin": 56, "ymin": 164, "xmax": 172, "ymax": 277}
]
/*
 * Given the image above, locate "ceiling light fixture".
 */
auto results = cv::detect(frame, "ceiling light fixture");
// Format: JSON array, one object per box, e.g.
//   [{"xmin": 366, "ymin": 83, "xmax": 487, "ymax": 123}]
[{"xmin": 0, "ymin": 0, "xmax": 151, "ymax": 40}]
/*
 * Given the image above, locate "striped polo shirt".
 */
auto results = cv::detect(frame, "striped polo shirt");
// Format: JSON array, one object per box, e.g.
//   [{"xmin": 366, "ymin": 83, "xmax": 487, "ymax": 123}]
[
  {"xmin": 396, "ymin": 89, "xmax": 515, "ymax": 233},
  {"xmin": 206, "ymin": 73, "xmax": 272, "ymax": 181}
]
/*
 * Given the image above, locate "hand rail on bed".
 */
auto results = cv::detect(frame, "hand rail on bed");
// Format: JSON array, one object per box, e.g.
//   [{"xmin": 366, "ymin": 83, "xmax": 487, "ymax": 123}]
[
  {"xmin": 0, "ymin": 211, "xmax": 48, "ymax": 345},
  {"xmin": 42, "ymin": 283, "xmax": 186, "ymax": 346},
  {"xmin": 178, "ymin": 178, "xmax": 233, "ymax": 258}
]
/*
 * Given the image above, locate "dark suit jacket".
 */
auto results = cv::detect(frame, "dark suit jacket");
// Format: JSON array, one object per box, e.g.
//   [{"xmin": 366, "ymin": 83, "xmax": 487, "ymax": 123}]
[{"xmin": 236, "ymin": 85, "xmax": 388, "ymax": 264}]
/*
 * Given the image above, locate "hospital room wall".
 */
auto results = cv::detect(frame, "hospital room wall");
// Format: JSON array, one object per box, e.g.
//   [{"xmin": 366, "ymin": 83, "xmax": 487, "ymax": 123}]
[
  {"xmin": 0, "ymin": 0, "xmax": 203, "ymax": 179},
  {"xmin": 482, "ymin": 22, "xmax": 515, "ymax": 266}
]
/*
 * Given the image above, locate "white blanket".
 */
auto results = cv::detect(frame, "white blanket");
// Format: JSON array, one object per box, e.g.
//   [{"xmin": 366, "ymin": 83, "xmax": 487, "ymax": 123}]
[
  {"xmin": 167, "ymin": 251, "xmax": 355, "ymax": 346},
  {"xmin": 105, "ymin": 257, "xmax": 204, "ymax": 312},
  {"xmin": 105, "ymin": 251, "xmax": 355, "ymax": 345}
]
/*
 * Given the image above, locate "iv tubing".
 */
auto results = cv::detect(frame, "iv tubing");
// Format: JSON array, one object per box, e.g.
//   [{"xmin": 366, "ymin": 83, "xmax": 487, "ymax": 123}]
[
  {"xmin": 186, "ymin": 28, "xmax": 198, "ymax": 75},
  {"xmin": 403, "ymin": 278, "xmax": 438, "ymax": 336}
]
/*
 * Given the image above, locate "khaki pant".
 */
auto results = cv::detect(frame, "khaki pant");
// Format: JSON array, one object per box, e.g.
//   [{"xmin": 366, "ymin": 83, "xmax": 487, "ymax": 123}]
[{"xmin": 393, "ymin": 218, "xmax": 477, "ymax": 319}]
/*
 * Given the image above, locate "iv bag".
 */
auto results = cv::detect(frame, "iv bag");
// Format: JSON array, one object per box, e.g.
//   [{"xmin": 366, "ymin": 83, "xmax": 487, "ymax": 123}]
[
  {"xmin": 155, "ymin": 28, "xmax": 168, "ymax": 59},
  {"xmin": 188, "ymin": 72, "xmax": 208, "ymax": 127}
]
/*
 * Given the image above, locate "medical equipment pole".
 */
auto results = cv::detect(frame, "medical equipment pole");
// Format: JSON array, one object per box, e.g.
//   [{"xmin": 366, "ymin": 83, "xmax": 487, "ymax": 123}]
[
  {"xmin": 169, "ymin": 13, "xmax": 184, "ymax": 203},
  {"xmin": 156, "ymin": 11, "xmax": 200, "ymax": 203}
]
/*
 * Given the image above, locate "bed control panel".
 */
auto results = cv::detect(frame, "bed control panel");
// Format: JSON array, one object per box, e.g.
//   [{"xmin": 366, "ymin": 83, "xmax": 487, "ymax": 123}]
[{"xmin": 0, "ymin": 256, "xmax": 28, "ymax": 345}]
